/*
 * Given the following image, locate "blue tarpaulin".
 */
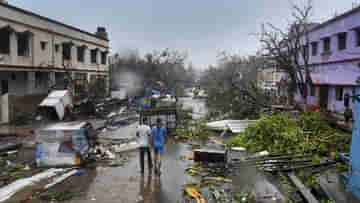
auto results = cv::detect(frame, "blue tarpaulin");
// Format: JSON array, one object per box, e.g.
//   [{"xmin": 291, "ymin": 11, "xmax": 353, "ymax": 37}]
[
  {"xmin": 136, "ymin": 97, "xmax": 151, "ymax": 108},
  {"xmin": 152, "ymin": 89, "xmax": 161, "ymax": 95}
]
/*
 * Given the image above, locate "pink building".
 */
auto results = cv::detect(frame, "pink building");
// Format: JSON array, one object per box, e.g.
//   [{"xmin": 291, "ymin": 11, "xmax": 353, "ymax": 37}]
[{"xmin": 296, "ymin": 5, "xmax": 360, "ymax": 113}]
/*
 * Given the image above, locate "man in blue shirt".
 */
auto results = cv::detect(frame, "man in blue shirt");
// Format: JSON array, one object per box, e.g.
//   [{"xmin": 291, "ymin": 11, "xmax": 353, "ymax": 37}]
[{"xmin": 152, "ymin": 118, "xmax": 167, "ymax": 175}]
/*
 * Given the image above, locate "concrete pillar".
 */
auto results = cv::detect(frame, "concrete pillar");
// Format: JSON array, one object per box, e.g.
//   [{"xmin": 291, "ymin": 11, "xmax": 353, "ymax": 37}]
[
  {"xmin": 87, "ymin": 73, "xmax": 91, "ymax": 83},
  {"xmin": 27, "ymin": 72, "xmax": 35, "ymax": 95},
  {"xmin": 1, "ymin": 94, "xmax": 9, "ymax": 123},
  {"xmin": 72, "ymin": 46, "xmax": 77, "ymax": 68},
  {"xmin": 84, "ymin": 48, "xmax": 89, "ymax": 65},
  {"xmin": 9, "ymin": 32, "xmax": 17, "ymax": 64},
  {"xmin": 97, "ymin": 50, "xmax": 101, "ymax": 65}
]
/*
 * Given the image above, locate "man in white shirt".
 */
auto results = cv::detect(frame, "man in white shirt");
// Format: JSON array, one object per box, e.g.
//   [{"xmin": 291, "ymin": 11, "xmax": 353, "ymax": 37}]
[{"xmin": 136, "ymin": 117, "xmax": 153, "ymax": 174}]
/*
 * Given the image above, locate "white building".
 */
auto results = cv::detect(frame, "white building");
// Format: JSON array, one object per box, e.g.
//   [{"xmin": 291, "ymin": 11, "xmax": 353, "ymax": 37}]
[{"xmin": 0, "ymin": 1, "xmax": 110, "ymax": 123}]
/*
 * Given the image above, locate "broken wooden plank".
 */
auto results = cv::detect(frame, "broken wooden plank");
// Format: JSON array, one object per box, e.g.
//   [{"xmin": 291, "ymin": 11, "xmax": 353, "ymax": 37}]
[
  {"xmin": 233, "ymin": 159, "xmax": 313, "ymax": 167},
  {"xmin": 265, "ymin": 161, "xmax": 337, "ymax": 172},
  {"xmin": 288, "ymin": 173, "xmax": 319, "ymax": 203},
  {"xmin": 194, "ymin": 149, "xmax": 227, "ymax": 163},
  {"xmin": 244, "ymin": 154, "xmax": 312, "ymax": 162}
]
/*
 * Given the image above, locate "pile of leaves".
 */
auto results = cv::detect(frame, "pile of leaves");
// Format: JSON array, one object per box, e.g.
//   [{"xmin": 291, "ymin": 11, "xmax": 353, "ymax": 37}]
[{"xmin": 228, "ymin": 112, "xmax": 350, "ymax": 156}]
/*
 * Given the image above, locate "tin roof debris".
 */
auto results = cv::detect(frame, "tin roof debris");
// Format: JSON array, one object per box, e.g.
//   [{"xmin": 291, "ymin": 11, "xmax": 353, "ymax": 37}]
[
  {"xmin": 39, "ymin": 90, "xmax": 72, "ymax": 120},
  {"xmin": 206, "ymin": 120, "xmax": 257, "ymax": 133}
]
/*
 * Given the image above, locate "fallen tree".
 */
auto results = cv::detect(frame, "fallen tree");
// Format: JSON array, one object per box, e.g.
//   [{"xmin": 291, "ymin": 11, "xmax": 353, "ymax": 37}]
[{"xmin": 228, "ymin": 112, "xmax": 350, "ymax": 158}]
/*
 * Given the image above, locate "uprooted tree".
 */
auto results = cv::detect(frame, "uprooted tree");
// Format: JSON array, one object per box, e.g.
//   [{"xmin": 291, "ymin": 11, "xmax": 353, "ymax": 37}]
[
  {"xmin": 199, "ymin": 52, "xmax": 273, "ymax": 119},
  {"xmin": 260, "ymin": 0, "xmax": 314, "ymax": 105}
]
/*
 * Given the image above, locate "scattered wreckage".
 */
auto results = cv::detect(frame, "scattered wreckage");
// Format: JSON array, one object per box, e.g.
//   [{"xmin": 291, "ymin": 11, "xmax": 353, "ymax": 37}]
[
  {"xmin": 35, "ymin": 121, "xmax": 98, "ymax": 167},
  {"xmin": 37, "ymin": 90, "xmax": 128, "ymax": 121}
]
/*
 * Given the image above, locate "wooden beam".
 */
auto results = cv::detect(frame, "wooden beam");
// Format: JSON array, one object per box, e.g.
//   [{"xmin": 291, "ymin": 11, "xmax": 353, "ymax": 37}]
[{"xmin": 288, "ymin": 173, "xmax": 319, "ymax": 203}]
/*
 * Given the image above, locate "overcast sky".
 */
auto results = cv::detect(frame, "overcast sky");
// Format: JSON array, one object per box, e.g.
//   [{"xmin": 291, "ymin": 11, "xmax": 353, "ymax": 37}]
[{"xmin": 10, "ymin": 0, "xmax": 360, "ymax": 69}]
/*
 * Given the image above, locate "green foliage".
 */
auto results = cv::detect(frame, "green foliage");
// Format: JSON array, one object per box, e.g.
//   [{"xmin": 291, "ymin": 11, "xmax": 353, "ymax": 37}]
[
  {"xmin": 233, "ymin": 192, "xmax": 256, "ymax": 203},
  {"xmin": 228, "ymin": 112, "xmax": 350, "ymax": 157},
  {"xmin": 175, "ymin": 119, "xmax": 214, "ymax": 140},
  {"xmin": 297, "ymin": 171, "xmax": 320, "ymax": 188},
  {"xmin": 336, "ymin": 162, "xmax": 349, "ymax": 172}
]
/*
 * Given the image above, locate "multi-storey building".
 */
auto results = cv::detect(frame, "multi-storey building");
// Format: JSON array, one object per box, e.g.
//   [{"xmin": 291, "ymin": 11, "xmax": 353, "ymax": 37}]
[
  {"xmin": 295, "ymin": 5, "xmax": 360, "ymax": 113},
  {"xmin": 0, "ymin": 1, "xmax": 109, "ymax": 123}
]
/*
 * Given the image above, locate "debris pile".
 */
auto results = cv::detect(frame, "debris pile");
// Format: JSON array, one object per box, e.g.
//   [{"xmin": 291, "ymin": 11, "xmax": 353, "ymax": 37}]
[
  {"xmin": 226, "ymin": 112, "xmax": 351, "ymax": 202},
  {"xmin": 35, "ymin": 122, "xmax": 97, "ymax": 167}
]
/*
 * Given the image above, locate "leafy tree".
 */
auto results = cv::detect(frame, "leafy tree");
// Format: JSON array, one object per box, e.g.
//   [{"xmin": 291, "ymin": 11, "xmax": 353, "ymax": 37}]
[
  {"xmin": 199, "ymin": 52, "xmax": 272, "ymax": 119},
  {"xmin": 110, "ymin": 48, "xmax": 191, "ymax": 96}
]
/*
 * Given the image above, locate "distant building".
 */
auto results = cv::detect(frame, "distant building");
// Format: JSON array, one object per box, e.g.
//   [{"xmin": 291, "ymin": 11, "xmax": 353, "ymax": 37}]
[
  {"xmin": 258, "ymin": 67, "xmax": 279, "ymax": 91},
  {"xmin": 294, "ymin": 5, "xmax": 360, "ymax": 113},
  {"xmin": 0, "ymin": 2, "xmax": 109, "ymax": 123}
]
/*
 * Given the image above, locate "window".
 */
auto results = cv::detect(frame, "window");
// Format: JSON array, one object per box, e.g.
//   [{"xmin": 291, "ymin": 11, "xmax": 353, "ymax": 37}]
[
  {"xmin": 40, "ymin": 41, "xmax": 47, "ymax": 51},
  {"xmin": 323, "ymin": 37, "xmax": 331, "ymax": 53},
  {"xmin": 101, "ymin": 51, "xmax": 107, "ymax": 65},
  {"xmin": 0, "ymin": 29, "xmax": 10, "ymax": 54},
  {"xmin": 1, "ymin": 80, "xmax": 8, "ymax": 95},
  {"xmin": 17, "ymin": 33, "xmax": 30, "ymax": 56},
  {"xmin": 338, "ymin": 32, "xmax": 347, "ymax": 50},
  {"xmin": 91, "ymin": 49, "xmax": 98, "ymax": 64},
  {"xmin": 351, "ymin": 87, "xmax": 356, "ymax": 103},
  {"xmin": 55, "ymin": 44, "xmax": 59, "ymax": 53},
  {"xmin": 74, "ymin": 73, "xmax": 88, "ymax": 96},
  {"xmin": 302, "ymin": 44, "xmax": 309, "ymax": 58},
  {"xmin": 35, "ymin": 72, "xmax": 42, "ymax": 88},
  {"xmin": 77, "ymin": 46, "xmax": 85, "ymax": 62},
  {"xmin": 62, "ymin": 43, "xmax": 72, "ymax": 60},
  {"xmin": 353, "ymin": 88, "xmax": 356, "ymax": 103},
  {"xmin": 310, "ymin": 85, "xmax": 316, "ymax": 96},
  {"xmin": 311, "ymin": 42, "xmax": 318, "ymax": 56},
  {"xmin": 336, "ymin": 87, "xmax": 344, "ymax": 101},
  {"xmin": 356, "ymin": 29, "xmax": 360, "ymax": 47}
]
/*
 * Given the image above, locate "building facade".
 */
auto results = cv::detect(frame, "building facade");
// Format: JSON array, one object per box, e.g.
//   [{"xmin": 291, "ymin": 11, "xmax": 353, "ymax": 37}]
[
  {"xmin": 0, "ymin": 1, "xmax": 109, "ymax": 123},
  {"xmin": 295, "ymin": 6, "xmax": 360, "ymax": 113}
]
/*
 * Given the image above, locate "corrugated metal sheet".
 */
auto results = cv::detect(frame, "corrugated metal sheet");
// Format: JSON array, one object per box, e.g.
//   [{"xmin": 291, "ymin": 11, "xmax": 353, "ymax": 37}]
[{"xmin": 206, "ymin": 120, "xmax": 257, "ymax": 133}]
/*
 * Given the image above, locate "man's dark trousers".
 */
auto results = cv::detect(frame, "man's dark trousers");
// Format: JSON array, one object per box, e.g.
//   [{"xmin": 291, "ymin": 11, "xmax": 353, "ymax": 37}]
[{"xmin": 140, "ymin": 147, "xmax": 152, "ymax": 173}]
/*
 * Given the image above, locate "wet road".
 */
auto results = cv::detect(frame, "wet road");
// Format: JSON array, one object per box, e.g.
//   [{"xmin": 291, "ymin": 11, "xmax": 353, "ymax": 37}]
[
  {"xmin": 65, "ymin": 97, "xmax": 204, "ymax": 203},
  {"xmin": 67, "ymin": 141, "xmax": 194, "ymax": 203},
  {"xmin": 63, "ymin": 97, "xmax": 283, "ymax": 203}
]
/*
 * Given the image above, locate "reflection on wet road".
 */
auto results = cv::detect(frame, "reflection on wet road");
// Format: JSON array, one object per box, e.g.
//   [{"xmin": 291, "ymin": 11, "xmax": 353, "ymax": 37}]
[
  {"xmin": 66, "ymin": 97, "xmax": 206, "ymax": 203},
  {"xmin": 67, "ymin": 139, "xmax": 193, "ymax": 203}
]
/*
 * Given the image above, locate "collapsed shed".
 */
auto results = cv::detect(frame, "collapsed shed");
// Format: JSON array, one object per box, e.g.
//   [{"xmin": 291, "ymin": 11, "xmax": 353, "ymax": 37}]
[
  {"xmin": 35, "ymin": 121, "xmax": 97, "ymax": 167},
  {"xmin": 38, "ymin": 90, "xmax": 72, "ymax": 120}
]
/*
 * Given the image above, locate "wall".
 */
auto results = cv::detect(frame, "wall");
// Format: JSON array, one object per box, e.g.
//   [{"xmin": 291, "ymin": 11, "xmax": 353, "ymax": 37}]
[
  {"xmin": 0, "ymin": 71, "xmax": 26, "ymax": 96},
  {"xmin": 0, "ymin": 3, "xmax": 108, "ymax": 47},
  {"xmin": 0, "ymin": 4, "xmax": 109, "ymax": 72},
  {"xmin": 306, "ymin": 9, "xmax": 360, "ymax": 64},
  {"xmin": 0, "ymin": 71, "xmax": 51, "ymax": 96},
  {"xmin": 294, "ymin": 85, "xmax": 355, "ymax": 114},
  {"xmin": 293, "ymin": 8, "xmax": 360, "ymax": 113},
  {"xmin": 327, "ymin": 86, "xmax": 355, "ymax": 113}
]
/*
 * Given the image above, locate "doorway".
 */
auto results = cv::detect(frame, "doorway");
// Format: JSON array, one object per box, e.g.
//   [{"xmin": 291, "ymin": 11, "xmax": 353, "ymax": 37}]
[
  {"xmin": 1, "ymin": 80, "xmax": 8, "ymax": 95},
  {"xmin": 0, "ymin": 80, "xmax": 9, "ymax": 123},
  {"xmin": 319, "ymin": 85, "xmax": 329, "ymax": 109}
]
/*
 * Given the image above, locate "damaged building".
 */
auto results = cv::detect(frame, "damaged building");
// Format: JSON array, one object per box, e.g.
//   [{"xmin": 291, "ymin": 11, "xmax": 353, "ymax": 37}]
[{"xmin": 0, "ymin": 1, "xmax": 110, "ymax": 123}]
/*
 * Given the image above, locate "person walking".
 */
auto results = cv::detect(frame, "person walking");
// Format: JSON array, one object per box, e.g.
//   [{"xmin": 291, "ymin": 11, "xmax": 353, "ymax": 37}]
[
  {"xmin": 136, "ymin": 117, "xmax": 153, "ymax": 174},
  {"xmin": 152, "ymin": 118, "xmax": 167, "ymax": 175}
]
